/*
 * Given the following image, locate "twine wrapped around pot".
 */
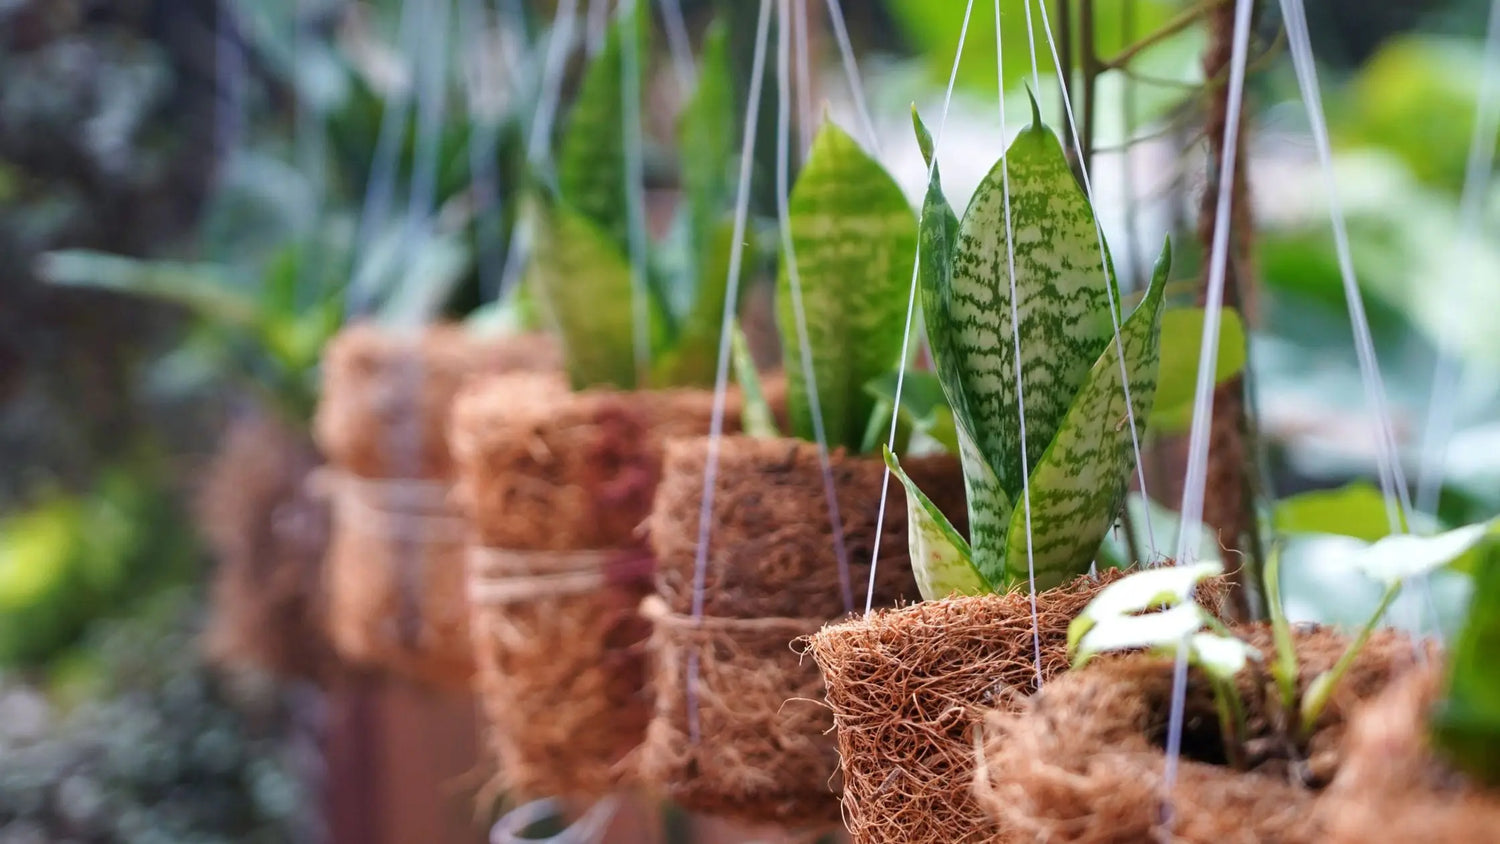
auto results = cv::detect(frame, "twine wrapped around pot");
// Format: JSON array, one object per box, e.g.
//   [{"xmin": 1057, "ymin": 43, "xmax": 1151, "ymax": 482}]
[
  {"xmin": 638, "ymin": 436, "xmax": 965, "ymax": 830},
  {"xmin": 806, "ymin": 572, "xmax": 1127, "ymax": 844},
  {"xmin": 975, "ymin": 625, "xmax": 1423, "ymax": 844},
  {"xmin": 448, "ymin": 372, "xmax": 743, "ymax": 803},
  {"xmin": 322, "ymin": 470, "xmax": 474, "ymax": 688},
  {"xmin": 1319, "ymin": 663, "xmax": 1500, "ymax": 842}
]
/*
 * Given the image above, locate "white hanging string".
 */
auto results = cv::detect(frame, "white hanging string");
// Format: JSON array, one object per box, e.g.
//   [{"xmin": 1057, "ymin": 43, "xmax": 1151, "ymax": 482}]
[
  {"xmin": 460, "ymin": 0, "xmax": 508, "ymax": 301},
  {"xmin": 619, "ymin": 0, "xmax": 653, "ymax": 384},
  {"xmin": 490, "ymin": 0, "xmax": 580, "ymax": 304},
  {"xmin": 1029, "ymin": 0, "xmax": 1159, "ymax": 558},
  {"xmin": 822, "ymin": 0, "xmax": 882, "ymax": 154},
  {"xmin": 401, "ymin": 0, "xmax": 454, "ymax": 277},
  {"xmin": 993, "ymin": 0, "xmax": 1045, "ymax": 690},
  {"xmin": 776, "ymin": 0, "xmax": 855, "ymax": 614},
  {"xmin": 586, "ymin": 0, "xmax": 612, "ymax": 54},
  {"xmin": 1278, "ymin": 0, "xmax": 1414, "ymax": 533},
  {"xmin": 1161, "ymin": 0, "xmax": 1254, "ymax": 805},
  {"xmin": 1020, "ymin": 0, "xmax": 1041, "ymax": 93},
  {"xmin": 686, "ymin": 0, "xmax": 775, "ymax": 744},
  {"xmin": 862, "ymin": 0, "xmax": 976, "ymax": 615},
  {"xmin": 657, "ymin": 0, "xmax": 698, "ymax": 94},
  {"xmin": 348, "ymin": 0, "xmax": 420, "ymax": 316},
  {"xmin": 793, "ymin": 0, "xmax": 815, "ymax": 152},
  {"xmin": 1415, "ymin": 0, "xmax": 1500, "ymax": 521}
]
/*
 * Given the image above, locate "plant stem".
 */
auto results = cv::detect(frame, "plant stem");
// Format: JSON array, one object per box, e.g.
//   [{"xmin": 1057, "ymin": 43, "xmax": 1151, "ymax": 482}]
[
  {"xmin": 1080, "ymin": 0, "xmax": 1100, "ymax": 180},
  {"xmin": 1101, "ymin": 0, "xmax": 1217, "ymax": 70},
  {"xmin": 1299, "ymin": 581, "xmax": 1402, "ymax": 738},
  {"xmin": 1263, "ymin": 544, "xmax": 1299, "ymax": 716},
  {"xmin": 1056, "ymin": 0, "xmax": 1077, "ymax": 174},
  {"xmin": 1121, "ymin": 0, "xmax": 1143, "ymax": 286},
  {"xmin": 1210, "ymin": 673, "xmax": 1249, "ymax": 770}
]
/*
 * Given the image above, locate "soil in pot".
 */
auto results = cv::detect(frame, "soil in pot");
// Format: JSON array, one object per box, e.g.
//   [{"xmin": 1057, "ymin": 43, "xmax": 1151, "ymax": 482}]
[
  {"xmin": 316, "ymin": 324, "xmax": 556, "ymax": 687},
  {"xmin": 807, "ymin": 571, "xmax": 1127, "ymax": 844},
  {"xmin": 448, "ymin": 371, "xmax": 740, "ymax": 803},
  {"xmin": 638, "ymin": 436, "xmax": 968, "ymax": 829},
  {"xmin": 1319, "ymin": 662, "xmax": 1500, "ymax": 843},
  {"xmin": 976, "ymin": 625, "xmax": 1424, "ymax": 844}
]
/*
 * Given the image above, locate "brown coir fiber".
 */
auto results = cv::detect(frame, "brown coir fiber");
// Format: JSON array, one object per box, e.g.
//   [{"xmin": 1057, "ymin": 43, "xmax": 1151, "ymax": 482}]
[
  {"xmin": 806, "ymin": 571, "xmax": 1126, "ymax": 844},
  {"xmin": 638, "ymin": 437, "xmax": 963, "ymax": 828},
  {"xmin": 448, "ymin": 373, "xmax": 736, "ymax": 802},
  {"xmin": 315, "ymin": 323, "xmax": 558, "ymax": 479},
  {"xmin": 1319, "ymin": 663, "xmax": 1500, "ymax": 842},
  {"xmin": 976, "ymin": 625, "xmax": 1423, "ymax": 844},
  {"xmin": 466, "ymin": 545, "xmax": 655, "ymax": 801},
  {"xmin": 199, "ymin": 412, "xmax": 334, "ymax": 681},
  {"xmin": 321, "ymin": 471, "xmax": 474, "ymax": 688},
  {"xmin": 651, "ymin": 437, "xmax": 965, "ymax": 619}
]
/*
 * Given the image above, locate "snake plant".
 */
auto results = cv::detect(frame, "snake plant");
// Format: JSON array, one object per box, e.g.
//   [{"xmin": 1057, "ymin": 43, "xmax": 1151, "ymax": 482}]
[
  {"xmin": 887, "ymin": 98, "xmax": 1169, "ymax": 599},
  {"xmin": 524, "ymin": 9, "xmax": 740, "ymax": 391}
]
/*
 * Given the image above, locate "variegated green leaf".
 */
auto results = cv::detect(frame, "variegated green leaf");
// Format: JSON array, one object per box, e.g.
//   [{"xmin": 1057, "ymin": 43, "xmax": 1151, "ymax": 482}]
[
  {"xmin": 948, "ymin": 100, "xmax": 1117, "ymax": 500},
  {"xmin": 960, "ymin": 423, "xmax": 1014, "ymax": 579},
  {"xmin": 556, "ymin": 2, "xmax": 647, "ymax": 250},
  {"xmin": 1000, "ymin": 240, "xmax": 1169, "ymax": 590},
  {"xmin": 524, "ymin": 192, "xmax": 655, "ymax": 389},
  {"xmin": 779, "ymin": 121, "xmax": 917, "ymax": 450},
  {"xmin": 883, "ymin": 446, "xmax": 989, "ymax": 600}
]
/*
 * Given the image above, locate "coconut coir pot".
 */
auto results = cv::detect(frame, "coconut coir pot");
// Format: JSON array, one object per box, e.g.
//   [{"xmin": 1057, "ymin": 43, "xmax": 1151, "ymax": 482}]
[
  {"xmin": 637, "ymin": 437, "xmax": 966, "ymax": 830},
  {"xmin": 200, "ymin": 410, "xmax": 334, "ymax": 681},
  {"xmin": 807, "ymin": 571, "xmax": 1128, "ymax": 844},
  {"xmin": 975, "ymin": 625, "xmax": 1424, "ymax": 844},
  {"xmin": 317, "ymin": 324, "xmax": 557, "ymax": 688},
  {"xmin": 1318, "ymin": 662, "xmax": 1500, "ymax": 842},
  {"xmin": 448, "ymin": 372, "xmax": 744, "ymax": 803}
]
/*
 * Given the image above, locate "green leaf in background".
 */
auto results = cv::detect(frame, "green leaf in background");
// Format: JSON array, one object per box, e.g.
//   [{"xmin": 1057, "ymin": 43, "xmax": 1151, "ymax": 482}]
[
  {"xmin": 556, "ymin": 1, "xmax": 647, "ymax": 249},
  {"xmin": 883, "ymin": 446, "xmax": 989, "ymax": 600},
  {"xmin": 1150, "ymin": 306, "xmax": 1248, "ymax": 434},
  {"xmin": 1433, "ymin": 535, "xmax": 1500, "ymax": 787},
  {"xmin": 524, "ymin": 192, "xmax": 656, "ymax": 389},
  {"xmin": 1348, "ymin": 521, "xmax": 1500, "ymax": 586},
  {"xmin": 1274, "ymin": 481, "xmax": 1400, "ymax": 543},
  {"xmin": 38, "ymin": 251, "xmax": 257, "ymax": 328},
  {"xmin": 779, "ymin": 120, "xmax": 917, "ymax": 451},
  {"xmin": 651, "ymin": 219, "xmax": 741, "ymax": 387},
  {"xmin": 731, "ymin": 322, "xmax": 779, "ymax": 439},
  {"xmin": 947, "ymin": 98, "xmax": 1116, "ymax": 503},
  {"xmin": 1003, "ymin": 241, "xmax": 1166, "ymax": 590},
  {"xmin": 677, "ymin": 20, "xmax": 736, "ymax": 297},
  {"xmin": 863, "ymin": 370, "xmax": 961, "ymax": 455}
]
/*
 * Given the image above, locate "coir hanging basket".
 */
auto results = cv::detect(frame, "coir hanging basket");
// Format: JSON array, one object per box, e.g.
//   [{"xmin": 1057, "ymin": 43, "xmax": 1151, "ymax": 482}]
[
  {"xmin": 637, "ymin": 436, "xmax": 966, "ymax": 830},
  {"xmin": 316, "ymin": 323, "xmax": 557, "ymax": 688}
]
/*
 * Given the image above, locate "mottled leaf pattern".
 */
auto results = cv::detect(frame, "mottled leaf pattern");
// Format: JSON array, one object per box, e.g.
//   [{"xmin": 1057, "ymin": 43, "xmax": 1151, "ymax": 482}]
[
  {"xmin": 524, "ymin": 193, "xmax": 651, "ymax": 389},
  {"xmin": 1003, "ymin": 241, "xmax": 1168, "ymax": 590},
  {"xmin": 779, "ymin": 121, "xmax": 917, "ymax": 449},
  {"xmin": 949, "ymin": 118, "xmax": 1117, "ymax": 499},
  {"xmin": 884, "ymin": 447, "xmax": 990, "ymax": 600}
]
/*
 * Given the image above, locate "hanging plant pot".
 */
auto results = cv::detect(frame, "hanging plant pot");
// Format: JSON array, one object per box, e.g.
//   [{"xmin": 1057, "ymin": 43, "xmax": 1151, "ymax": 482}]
[
  {"xmin": 806, "ymin": 572, "xmax": 1129, "ymax": 844},
  {"xmin": 636, "ymin": 436, "xmax": 965, "ymax": 830},
  {"xmin": 199, "ymin": 410, "xmax": 334, "ymax": 681},
  {"xmin": 316, "ymin": 324, "xmax": 557, "ymax": 688},
  {"xmin": 1318, "ymin": 663, "xmax": 1500, "ymax": 842},
  {"xmin": 974, "ymin": 625, "xmax": 1421, "ymax": 844},
  {"xmin": 448, "ymin": 371, "xmax": 744, "ymax": 803}
]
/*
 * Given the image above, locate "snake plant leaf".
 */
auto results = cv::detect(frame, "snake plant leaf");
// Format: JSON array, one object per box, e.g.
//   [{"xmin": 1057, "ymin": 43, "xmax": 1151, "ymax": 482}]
[
  {"xmin": 863, "ymin": 371, "xmax": 961, "ymax": 455},
  {"xmin": 651, "ymin": 219, "xmax": 741, "ymax": 387},
  {"xmin": 678, "ymin": 21, "xmax": 735, "ymax": 292},
  {"xmin": 731, "ymin": 322, "xmax": 779, "ymax": 438},
  {"xmin": 948, "ymin": 104, "xmax": 1117, "ymax": 500},
  {"xmin": 38, "ymin": 251, "xmax": 255, "ymax": 327},
  {"xmin": 556, "ymin": 1, "xmax": 647, "ymax": 250},
  {"xmin": 1000, "ymin": 239, "xmax": 1168, "ymax": 590},
  {"xmin": 779, "ymin": 120, "xmax": 917, "ymax": 450},
  {"xmin": 1433, "ymin": 535, "xmax": 1500, "ymax": 786},
  {"xmin": 883, "ymin": 446, "xmax": 989, "ymax": 600},
  {"xmin": 524, "ymin": 192, "xmax": 655, "ymax": 389}
]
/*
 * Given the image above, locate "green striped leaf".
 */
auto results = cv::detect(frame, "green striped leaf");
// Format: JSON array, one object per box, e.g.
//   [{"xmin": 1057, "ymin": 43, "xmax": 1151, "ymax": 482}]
[
  {"xmin": 678, "ymin": 21, "xmax": 735, "ymax": 294},
  {"xmin": 556, "ymin": 2, "xmax": 647, "ymax": 250},
  {"xmin": 1000, "ymin": 240, "xmax": 1169, "ymax": 590},
  {"xmin": 883, "ymin": 446, "xmax": 990, "ymax": 600},
  {"xmin": 779, "ymin": 121, "xmax": 917, "ymax": 450},
  {"xmin": 524, "ymin": 192, "xmax": 655, "ymax": 389},
  {"xmin": 948, "ymin": 101, "xmax": 1117, "ymax": 501}
]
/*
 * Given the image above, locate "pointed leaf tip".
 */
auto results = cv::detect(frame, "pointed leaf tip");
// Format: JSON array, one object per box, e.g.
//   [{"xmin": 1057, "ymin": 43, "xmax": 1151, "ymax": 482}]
[
  {"xmin": 912, "ymin": 106, "xmax": 936, "ymax": 169},
  {"xmin": 1025, "ymin": 86, "xmax": 1044, "ymax": 132}
]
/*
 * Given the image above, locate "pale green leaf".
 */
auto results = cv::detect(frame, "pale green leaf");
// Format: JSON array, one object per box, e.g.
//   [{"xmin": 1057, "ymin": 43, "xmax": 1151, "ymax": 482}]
[
  {"xmin": 38, "ymin": 251, "xmax": 256, "ymax": 327},
  {"xmin": 1068, "ymin": 559, "xmax": 1225, "ymax": 650},
  {"xmin": 947, "ymin": 108, "xmax": 1117, "ymax": 500},
  {"xmin": 1351, "ymin": 521, "xmax": 1499, "ymax": 585},
  {"xmin": 863, "ymin": 370, "xmax": 961, "ymax": 454},
  {"xmin": 883, "ymin": 446, "xmax": 988, "ymax": 600},
  {"xmin": 651, "ymin": 219, "xmax": 740, "ymax": 387},
  {"xmin": 1074, "ymin": 603, "xmax": 1209, "ymax": 667},
  {"xmin": 1190, "ymin": 632, "xmax": 1260, "ymax": 682},
  {"xmin": 524, "ymin": 192, "xmax": 650, "ymax": 389},
  {"xmin": 678, "ymin": 20, "xmax": 735, "ymax": 288},
  {"xmin": 731, "ymin": 322, "xmax": 779, "ymax": 439},
  {"xmin": 1150, "ymin": 306, "xmax": 1248, "ymax": 433},
  {"xmin": 779, "ymin": 121, "xmax": 917, "ymax": 450},
  {"xmin": 1001, "ymin": 241, "xmax": 1168, "ymax": 590}
]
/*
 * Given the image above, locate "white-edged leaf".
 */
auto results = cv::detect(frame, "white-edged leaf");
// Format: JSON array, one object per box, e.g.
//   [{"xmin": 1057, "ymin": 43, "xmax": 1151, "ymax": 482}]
[
  {"xmin": 1190, "ymin": 632, "xmax": 1260, "ymax": 681},
  {"xmin": 779, "ymin": 120, "xmax": 917, "ymax": 450},
  {"xmin": 883, "ymin": 446, "xmax": 988, "ymax": 600},
  {"xmin": 1003, "ymin": 240, "xmax": 1168, "ymax": 590},
  {"xmin": 1069, "ymin": 559, "xmax": 1225, "ymax": 652},
  {"xmin": 1074, "ymin": 602, "xmax": 1210, "ymax": 666},
  {"xmin": 1352, "ymin": 521, "xmax": 1498, "ymax": 585}
]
